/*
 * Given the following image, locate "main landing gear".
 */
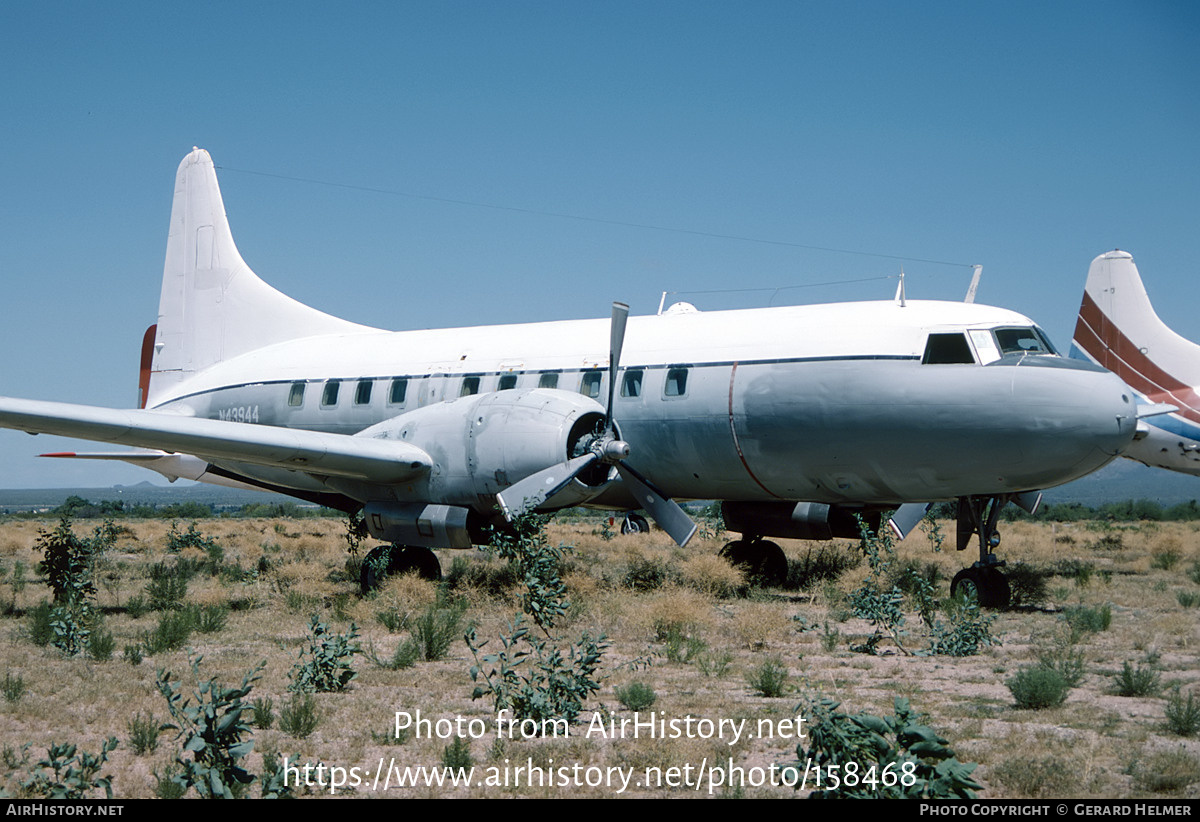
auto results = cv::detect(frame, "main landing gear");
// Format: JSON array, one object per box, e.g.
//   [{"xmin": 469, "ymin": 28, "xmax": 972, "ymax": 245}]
[
  {"xmin": 621, "ymin": 513, "xmax": 650, "ymax": 535},
  {"xmin": 719, "ymin": 537, "xmax": 788, "ymax": 587},
  {"xmin": 360, "ymin": 544, "xmax": 441, "ymax": 593}
]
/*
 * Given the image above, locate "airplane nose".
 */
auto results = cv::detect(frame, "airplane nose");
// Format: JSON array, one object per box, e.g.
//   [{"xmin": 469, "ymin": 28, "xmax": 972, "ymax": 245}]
[{"xmin": 1003, "ymin": 356, "xmax": 1138, "ymax": 476}]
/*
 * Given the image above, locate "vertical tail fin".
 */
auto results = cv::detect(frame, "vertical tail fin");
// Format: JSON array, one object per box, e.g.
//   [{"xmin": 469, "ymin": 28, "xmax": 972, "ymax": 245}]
[
  {"xmin": 146, "ymin": 148, "xmax": 372, "ymax": 407},
  {"xmin": 1072, "ymin": 249, "xmax": 1200, "ymax": 400}
]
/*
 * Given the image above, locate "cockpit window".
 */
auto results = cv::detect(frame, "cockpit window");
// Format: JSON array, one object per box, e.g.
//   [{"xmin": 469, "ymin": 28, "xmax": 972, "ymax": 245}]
[
  {"xmin": 922, "ymin": 333, "xmax": 975, "ymax": 364},
  {"xmin": 994, "ymin": 327, "xmax": 1057, "ymax": 356}
]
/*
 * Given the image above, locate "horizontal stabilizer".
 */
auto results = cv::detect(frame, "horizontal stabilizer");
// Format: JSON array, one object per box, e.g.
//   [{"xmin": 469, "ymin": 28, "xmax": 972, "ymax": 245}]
[
  {"xmin": 0, "ymin": 396, "xmax": 431, "ymax": 484},
  {"xmin": 1137, "ymin": 403, "xmax": 1177, "ymax": 419}
]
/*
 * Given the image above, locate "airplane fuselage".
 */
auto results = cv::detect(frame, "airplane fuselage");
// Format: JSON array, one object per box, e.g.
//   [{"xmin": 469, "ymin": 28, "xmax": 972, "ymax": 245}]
[{"xmin": 150, "ymin": 298, "xmax": 1137, "ymax": 511}]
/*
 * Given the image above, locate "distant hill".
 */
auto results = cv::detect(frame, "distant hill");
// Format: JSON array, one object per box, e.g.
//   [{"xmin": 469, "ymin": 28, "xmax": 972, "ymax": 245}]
[
  {"xmin": 0, "ymin": 483, "xmax": 300, "ymax": 513},
  {"xmin": 1041, "ymin": 459, "xmax": 1200, "ymax": 507}
]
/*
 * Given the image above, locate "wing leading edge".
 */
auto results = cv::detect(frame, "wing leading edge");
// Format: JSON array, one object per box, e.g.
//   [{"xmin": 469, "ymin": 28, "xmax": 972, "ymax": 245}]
[{"xmin": 0, "ymin": 397, "xmax": 431, "ymax": 485}]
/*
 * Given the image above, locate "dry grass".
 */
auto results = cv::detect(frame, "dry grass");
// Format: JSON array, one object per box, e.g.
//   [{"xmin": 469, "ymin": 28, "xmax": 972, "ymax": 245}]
[{"xmin": 1, "ymin": 516, "xmax": 1198, "ymax": 798}]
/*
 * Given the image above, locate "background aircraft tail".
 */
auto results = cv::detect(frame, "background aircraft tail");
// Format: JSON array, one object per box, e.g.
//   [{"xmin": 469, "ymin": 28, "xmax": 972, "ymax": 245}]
[
  {"xmin": 144, "ymin": 148, "xmax": 372, "ymax": 408},
  {"xmin": 1072, "ymin": 249, "xmax": 1200, "ymax": 405}
]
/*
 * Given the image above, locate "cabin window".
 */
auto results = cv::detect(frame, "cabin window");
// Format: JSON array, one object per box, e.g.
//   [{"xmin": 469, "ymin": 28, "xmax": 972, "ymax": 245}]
[
  {"xmin": 664, "ymin": 367, "xmax": 689, "ymax": 397},
  {"xmin": 288, "ymin": 381, "xmax": 306, "ymax": 407},
  {"xmin": 321, "ymin": 379, "xmax": 340, "ymax": 406},
  {"xmin": 460, "ymin": 376, "xmax": 481, "ymax": 397},
  {"xmin": 580, "ymin": 370, "xmax": 603, "ymax": 399},
  {"xmin": 621, "ymin": 369, "xmax": 643, "ymax": 398},
  {"xmin": 389, "ymin": 378, "xmax": 408, "ymax": 405},
  {"xmin": 354, "ymin": 379, "xmax": 373, "ymax": 405},
  {"xmin": 538, "ymin": 372, "xmax": 559, "ymax": 389},
  {"xmin": 994, "ymin": 326, "xmax": 1057, "ymax": 356},
  {"xmin": 498, "ymin": 374, "xmax": 518, "ymax": 390},
  {"xmin": 922, "ymin": 333, "xmax": 975, "ymax": 364}
]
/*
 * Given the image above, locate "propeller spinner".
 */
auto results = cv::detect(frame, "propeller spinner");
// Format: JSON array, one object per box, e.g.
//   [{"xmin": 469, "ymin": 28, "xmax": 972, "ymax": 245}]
[{"xmin": 496, "ymin": 302, "xmax": 698, "ymax": 546}]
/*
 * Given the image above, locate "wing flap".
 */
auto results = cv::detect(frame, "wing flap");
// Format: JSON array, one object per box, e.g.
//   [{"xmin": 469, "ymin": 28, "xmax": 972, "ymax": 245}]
[{"xmin": 0, "ymin": 397, "xmax": 431, "ymax": 484}]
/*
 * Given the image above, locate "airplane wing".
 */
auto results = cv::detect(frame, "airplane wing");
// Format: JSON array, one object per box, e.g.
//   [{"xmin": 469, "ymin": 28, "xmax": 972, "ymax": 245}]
[{"xmin": 0, "ymin": 396, "xmax": 431, "ymax": 484}]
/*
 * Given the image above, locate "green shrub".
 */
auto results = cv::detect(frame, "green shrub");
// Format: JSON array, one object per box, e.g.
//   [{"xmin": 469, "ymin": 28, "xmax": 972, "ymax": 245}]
[
  {"xmin": 1164, "ymin": 688, "xmax": 1200, "ymax": 737},
  {"xmin": 792, "ymin": 695, "xmax": 982, "ymax": 798},
  {"xmin": 156, "ymin": 657, "xmax": 263, "ymax": 798},
  {"xmin": 1131, "ymin": 747, "xmax": 1200, "ymax": 793},
  {"xmin": 615, "ymin": 681, "xmax": 657, "ymax": 711},
  {"xmin": 1035, "ymin": 642, "xmax": 1086, "ymax": 688},
  {"xmin": 86, "ymin": 624, "xmax": 116, "ymax": 661},
  {"xmin": 1007, "ymin": 665, "xmax": 1070, "ymax": 709},
  {"xmin": 125, "ymin": 595, "xmax": 148, "ymax": 619},
  {"xmin": 1151, "ymin": 549, "xmax": 1181, "ymax": 570},
  {"xmin": 3, "ymin": 671, "xmax": 26, "ymax": 703},
  {"xmin": 1176, "ymin": 591, "xmax": 1200, "ymax": 609},
  {"xmin": 1064, "ymin": 603, "xmax": 1111, "ymax": 636},
  {"xmin": 787, "ymin": 545, "xmax": 860, "ymax": 589},
  {"xmin": 441, "ymin": 737, "xmax": 473, "ymax": 775},
  {"xmin": 153, "ymin": 764, "xmax": 187, "ymax": 799},
  {"xmin": 252, "ymin": 696, "xmax": 275, "ymax": 730},
  {"xmin": 1112, "ymin": 661, "xmax": 1161, "ymax": 697},
  {"xmin": 621, "ymin": 555, "xmax": 675, "ymax": 591},
  {"xmin": 821, "ymin": 622, "xmax": 840, "ymax": 653},
  {"xmin": 991, "ymin": 753, "xmax": 1076, "ymax": 798},
  {"xmin": 145, "ymin": 562, "xmax": 190, "ymax": 611},
  {"xmin": 663, "ymin": 627, "xmax": 706, "ymax": 664},
  {"xmin": 469, "ymin": 516, "xmax": 608, "ymax": 726},
  {"xmin": 194, "ymin": 603, "xmax": 229, "ymax": 634},
  {"xmin": 1005, "ymin": 563, "xmax": 1048, "ymax": 607},
  {"xmin": 27, "ymin": 601, "xmax": 55, "ymax": 647},
  {"xmin": 19, "ymin": 737, "xmax": 118, "ymax": 799},
  {"xmin": 288, "ymin": 616, "xmax": 360, "ymax": 693},
  {"xmin": 697, "ymin": 649, "xmax": 733, "ymax": 678},
  {"xmin": 141, "ymin": 609, "xmax": 195, "ymax": 655},
  {"xmin": 35, "ymin": 518, "xmax": 114, "ymax": 607},
  {"xmin": 123, "ymin": 644, "xmax": 143, "ymax": 666},
  {"xmin": 412, "ymin": 598, "xmax": 468, "ymax": 662},
  {"xmin": 279, "ymin": 692, "xmax": 320, "ymax": 739},
  {"xmin": 127, "ymin": 711, "xmax": 159, "ymax": 756},
  {"xmin": 747, "ymin": 657, "xmax": 789, "ymax": 698}
]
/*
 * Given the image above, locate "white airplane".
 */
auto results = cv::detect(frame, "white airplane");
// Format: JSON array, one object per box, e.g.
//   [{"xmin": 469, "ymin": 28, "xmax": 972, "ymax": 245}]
[
  {"xmin": 0, "ymin": 149, "xmax": 1142, "ymax": 606},
  {"xmin": 1071, "ymin": 249, "xmax": 1200, "ymax": 475}
]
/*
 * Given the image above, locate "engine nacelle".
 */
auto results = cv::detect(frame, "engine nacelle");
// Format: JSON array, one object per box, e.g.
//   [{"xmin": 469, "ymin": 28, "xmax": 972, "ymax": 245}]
[
  {"xmin": 722, "ymin": 501, "xmax": 883, "ymax": 541},
  {"xmin": 357, "ymin": 388, "xmax": 613, "ymax": 509}
]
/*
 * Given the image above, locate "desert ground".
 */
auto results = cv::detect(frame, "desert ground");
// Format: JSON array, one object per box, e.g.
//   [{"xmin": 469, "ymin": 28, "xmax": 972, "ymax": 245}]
[{"xmin": 1, "ymin": 514, "xmax": 1198, "ymax": 799}]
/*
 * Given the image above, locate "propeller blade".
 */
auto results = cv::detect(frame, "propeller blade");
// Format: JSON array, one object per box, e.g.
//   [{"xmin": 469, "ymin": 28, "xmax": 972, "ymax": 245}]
[
  {"xmin": 496, "ymin": 453, "xmax": 598, "ymax": 520},
  {"xmin": 887, "ymin": 502, "xmax": 931, "ymax": 541},
  {"xmin": 606, "ymin": 302, "xmax": 629, "ymax": 430},
  {"xmin": 616, "ymin": 462, "xmax": 697, "ymax": 547}
]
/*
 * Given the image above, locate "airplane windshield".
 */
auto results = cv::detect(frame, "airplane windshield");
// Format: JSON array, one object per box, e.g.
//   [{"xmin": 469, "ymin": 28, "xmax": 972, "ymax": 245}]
[{"xmin": 993, "ymin": 327, "xmax": 1058, "ymax": 356}]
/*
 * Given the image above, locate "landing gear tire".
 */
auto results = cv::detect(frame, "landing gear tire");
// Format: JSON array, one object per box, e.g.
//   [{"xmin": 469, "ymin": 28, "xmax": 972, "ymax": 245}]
[
  {"xmin": 950, "ymin": 566, "xmax": 1010, "ymax": 610},
  {"xmin": 621, "ymin": 514, "xmax": 650, "ymax": 535},
  {"xmin": 719, "ymin": 539, "xmax": 788, "ymax": 588},
  {"xmin": 360, "ymin": 544, "xmax": 442, "ymax": 593}
]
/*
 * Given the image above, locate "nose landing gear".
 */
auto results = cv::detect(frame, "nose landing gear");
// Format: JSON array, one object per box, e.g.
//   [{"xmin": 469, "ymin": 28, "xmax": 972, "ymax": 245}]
[{"xmin": 949, "ymin": 493, "xmax": 1038, "ymax": 609}]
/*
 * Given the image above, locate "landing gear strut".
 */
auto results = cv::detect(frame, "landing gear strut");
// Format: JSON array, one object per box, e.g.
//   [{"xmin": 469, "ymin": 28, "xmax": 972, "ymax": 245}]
[
  {"xmin": 621, "ymin": 513, "xmax": 650, "ymax": 535},
  {"xmin": 719, "ymin": 537, "xmax": 788, "ymax": 587},
  {"xmin": 950, "ymin": 495, "xmax": 1016, "ymax": 609},
  {"xmin": 360, "ymin": 544, "xmax": 441, "ymax": 593}
]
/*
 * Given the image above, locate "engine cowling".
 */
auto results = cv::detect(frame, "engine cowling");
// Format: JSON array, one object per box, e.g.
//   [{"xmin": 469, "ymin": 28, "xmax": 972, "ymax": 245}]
[{"xmin": 357, "ymin": 388, "xmax": 614, "ymax": 509}]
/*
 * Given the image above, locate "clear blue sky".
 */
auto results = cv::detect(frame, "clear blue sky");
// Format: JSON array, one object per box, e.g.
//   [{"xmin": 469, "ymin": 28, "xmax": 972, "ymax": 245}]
[{"xmin": 1, "ymin": 1, "xmax": 1197, "ymax": 487}]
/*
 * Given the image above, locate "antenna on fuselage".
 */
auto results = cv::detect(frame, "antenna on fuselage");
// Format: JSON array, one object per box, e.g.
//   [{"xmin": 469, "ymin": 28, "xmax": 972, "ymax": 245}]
[
  {"xmin": 964, "ymin": 265, "xmax": 983, "ymax": 303},
  {"xmin": 894, "ymin": 269, "xmax": 906, "ymax": 307}
]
